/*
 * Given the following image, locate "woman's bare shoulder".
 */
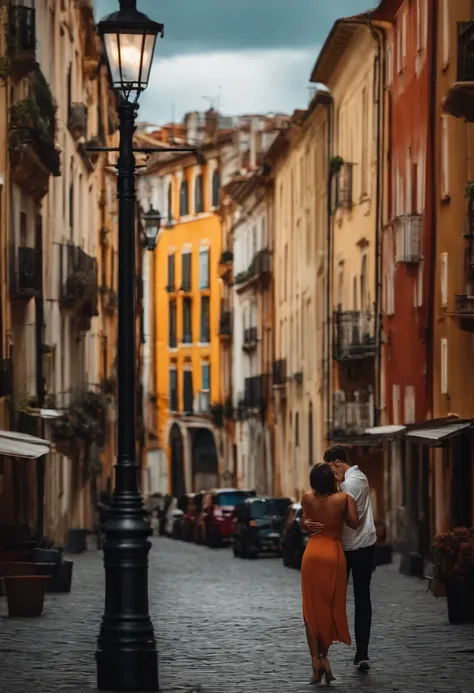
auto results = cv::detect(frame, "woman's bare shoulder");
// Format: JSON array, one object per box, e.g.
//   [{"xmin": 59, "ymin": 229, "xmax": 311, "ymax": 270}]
[
  {"xmin": 302, "ymin": 492, "xmax": 314, "ymax": 505},
  {"xmin": 333, "ymin": 491, "xmax": 348, "ymax": 503}
]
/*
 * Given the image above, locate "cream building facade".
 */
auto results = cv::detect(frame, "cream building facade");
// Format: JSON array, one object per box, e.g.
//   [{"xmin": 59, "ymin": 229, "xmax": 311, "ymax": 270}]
[
  {"xmin": 270, "ymin": 95, "xmax": 330, "ymax": 500},
  {"xmin": 0, "ymin": 1, "xmax": 118, "ymax": 545}
]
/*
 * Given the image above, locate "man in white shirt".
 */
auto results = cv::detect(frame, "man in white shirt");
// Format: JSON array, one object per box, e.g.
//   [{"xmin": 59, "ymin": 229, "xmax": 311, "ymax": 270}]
[{"xmin": 305, "ymin": 445, "xmax": 376, "ymax": 672}]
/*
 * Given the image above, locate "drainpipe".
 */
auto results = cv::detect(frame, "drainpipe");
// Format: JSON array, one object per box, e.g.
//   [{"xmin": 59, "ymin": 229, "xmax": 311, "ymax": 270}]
[
  {"xmin": 325, "ymin": 95, "xmax": 334, "ymax": 440},
  {"xmin": 367, "ymin": 21, "xmax": 385, "ymax": 428},
  {"xmin": 35, "ymin": 213, "xmax": 46, "ymax": 539},
  {"xmin": 427, "ymin": 2, "xmax": 438, "ymax": 417}
]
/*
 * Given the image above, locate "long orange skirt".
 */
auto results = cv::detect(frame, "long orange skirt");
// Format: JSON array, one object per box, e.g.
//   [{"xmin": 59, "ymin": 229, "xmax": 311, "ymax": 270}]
[{"xmin": 301, "ymin": 534, "xmax": 351, "ymax": 651}]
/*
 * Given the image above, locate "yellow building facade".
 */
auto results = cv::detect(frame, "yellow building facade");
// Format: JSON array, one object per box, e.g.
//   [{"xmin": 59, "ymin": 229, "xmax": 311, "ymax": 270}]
[{"xmin": 142, "ymin": 132, "xmax": 229, "ymax": 496}]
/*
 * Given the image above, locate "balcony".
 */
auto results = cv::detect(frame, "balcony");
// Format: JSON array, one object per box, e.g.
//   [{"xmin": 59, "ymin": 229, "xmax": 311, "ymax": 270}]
[
  {"xmin": 234, "ymin": 248, "xmax": 272, "ymax": 292},
  {"xmin": 60, "ymin": 243, "xmax": 99, "ymax": 323},
  {"xmin": 0, "ymin": 359, "xmax": 13, "ymax": 399},
  {"xmin": 332, "ymin": 390, "xmax": 374, "ymax": 439},
  {"xmin": 68, "ymin": 103, "xmax": 88, "ymax": 140},
  {"xmin": 452, "ymin": 240, "xmax": 474, "ymax": 330},
  {"xmin": 243, "ymin": 326, "xmax": 258, "ymax": 352},
  {"xmin": 9, "ymin": 245, "xmax": 41, "ymax": 300},
  {"xmin": 333, "ymin": 310, "xmax": 376, "ymax": 361},
  {"xmin": 443, "ymin": 22, "xmax": 474, "ymax": 121},
  {"xmin": 244, "ymin": 374, "xmax": 270, "ymax": 410},
  {"xmin": 395, "ymin": 214, "xmax": 423, "ymax": 263},
  {"xmin": 219, "ymin": 309, "xmax": 232, "ymax": 339},
  {"xmin": 272, "ymin": 359, "xmax": 287, "ymax": 387},
  {"xmin": 9, "ymin": 96, "xmax": 61, "ymax": 200},
  {"xmin": 7, "ymin": 5, "xmax": 36, "ymax": 81},
  {"xmin": 334, "ymin": 163, "xmax": 354, "ymax": 209}
]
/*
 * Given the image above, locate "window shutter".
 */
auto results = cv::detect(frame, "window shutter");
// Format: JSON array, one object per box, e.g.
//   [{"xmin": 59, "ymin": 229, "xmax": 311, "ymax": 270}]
[
  {"xmin": 183, "ymin": 371, "xmax": 194, "ymax": 413},
  {"xmin": 441, "ymin": 338, "xmax": 448, "ymax": 395}
]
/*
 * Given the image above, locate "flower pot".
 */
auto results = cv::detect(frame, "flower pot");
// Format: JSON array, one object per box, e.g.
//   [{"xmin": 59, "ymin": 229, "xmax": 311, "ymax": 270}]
[
  {"xmin": 33, "ymin": 547, "xmax": 61, "ymax": 565},
  {"xmin": 47, "ymin": 560, "xmax": 73, "ymax": 593},
  {"xmin": 0, "ymin": 562, "xmax": 37, "ymax": 596},
  {"xmin": 432, "ymin": 578, "xmax": 446, "ymax": 599},
  {"xmin": 34, "ymin": 562, "xmax": 56, "ymax": 579},
  {"xmin": 0, "ymin": 549, "xmax": 33, "ymax": 563},
  {"xmin": 4, "ymin": 575, "xmax": 49, "ymax": 617},
  {"xmin": 445, "ymin": 580, "xmax": 474, "ymax": 623},
  {"xmin": 66, "ymin": 529, "xmax": 87, "ymax": 554}
]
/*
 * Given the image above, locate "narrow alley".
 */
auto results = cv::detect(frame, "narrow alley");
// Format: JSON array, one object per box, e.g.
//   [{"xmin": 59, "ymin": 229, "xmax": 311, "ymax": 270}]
[{"xmin": 1, "ymin": 539, "xmax": 473, "ymax": 693}]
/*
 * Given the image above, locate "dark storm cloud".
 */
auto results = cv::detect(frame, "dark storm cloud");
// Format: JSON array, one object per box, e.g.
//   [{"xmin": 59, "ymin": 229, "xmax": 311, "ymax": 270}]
[{"xmin": 96, "ymin": 0, "xmax": 375, "ymax": 58}]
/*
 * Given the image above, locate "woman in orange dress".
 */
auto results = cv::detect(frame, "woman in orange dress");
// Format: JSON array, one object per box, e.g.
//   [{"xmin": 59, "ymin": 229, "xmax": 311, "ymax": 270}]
[{"xmin": 301, "ymin": 463, "xmax": 360, "ymax": 684}]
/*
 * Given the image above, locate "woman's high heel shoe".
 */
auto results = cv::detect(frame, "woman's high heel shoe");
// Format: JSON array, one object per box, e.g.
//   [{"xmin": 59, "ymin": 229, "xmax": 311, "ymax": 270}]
[{"xmin": 321, "ymin": 658, "xmax": 335, "ymax": 685}]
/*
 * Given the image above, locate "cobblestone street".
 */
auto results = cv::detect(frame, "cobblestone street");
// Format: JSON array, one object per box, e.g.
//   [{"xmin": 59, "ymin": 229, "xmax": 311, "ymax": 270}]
[{"xmin": 1, "ymin": 537, "xmax": 474, "ymax": 692}]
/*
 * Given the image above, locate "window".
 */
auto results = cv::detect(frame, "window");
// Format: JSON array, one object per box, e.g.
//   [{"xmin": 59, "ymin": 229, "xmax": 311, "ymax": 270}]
[
  {"xmin": 169, "ymin": 300, "xmax": 177, "ymax": 348},
  {"xmin": 167, "ymin": 253, "xmax": 175, "ymax": 291},
  {"xmin": 183, "ymin": 370, "xmax": 194, "ymax": 413},
  {"xmin": 199, "ymin": 247, "xmax": 209, "ymax": 289},
  {"xmin": 179, "ymin": 179, "xmax": 189, "ymax": 216},
  {"xmin": 181, "ymin": 250, "xmax": 191, "ymax": 291},
  {"xmin": 169, "ymin": 368, "xmax": 178, "ymax": 412},
  {"xmin": 441, "ymin": 338, "xmax": 448, "ymax": 395},
  {"xmin": 441, "ymin": 0, "xmax": 449, "ymax": 66},
  {"xmin": 392, "ymin": 384, "xmax": 400, "ymax": 425},
  {"xmin": 20, "ymin": 211, "xmax": 27, "ymax": 246},
  {"xmin": 441, "ymin": 116, "xmax": 449, "ymax": 198},
  {"xmin": 200, "ymin": 295, "xmax": 210, "ymax": 343},
  {"xmin": 402, "ymin": 11, "xmax": 407, "ymax": 66},
  {"xmin": 440, "ymin": 252, "xmax": 448, "ymax": 307},
  {"xmin": 202, "ymin": 363, "xmax": 210, "ymax": 393},
  {"xmin": 167, "ymin": 183, "xmax": 173, "ymax": 223},
  {"xmin": 386, "ymin": 41, "xmax": 393, "ymax": 86},
  {"xmin": 404, "ymin": 386, "xmax": 415, "ymax": 424},
  {"xmin": 182, "ymin": 298, "xmax": 192, "ymax": 343},
  {"xmin": 295, "ymin": 412, "xmax": 300, "ymax": 447},
  {"xmin": 211, "ymin": 170, "xmax": 220, "ymax": 207},
  {"xmin": 194, "ymin": 173, "xmax": 204, "ymax": 214}
]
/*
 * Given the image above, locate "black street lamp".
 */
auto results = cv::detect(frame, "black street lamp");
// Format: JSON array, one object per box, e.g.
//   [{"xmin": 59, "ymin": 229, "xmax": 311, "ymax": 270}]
[
  {"xmin": 95, "ymin": 1, "xmax": 163, "ymax": 691},
  {"xmin": 142, "ymin": 205, "xmax": 162, "ymax": 251}
]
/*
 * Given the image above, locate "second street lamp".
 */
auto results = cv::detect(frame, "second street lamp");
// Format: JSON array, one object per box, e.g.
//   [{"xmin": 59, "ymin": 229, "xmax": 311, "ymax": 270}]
[
  {"xmin": 142, "ymin": 205, "xmax": 162, "ymax": 252},
  {"xmin": 96, "ymin": 1, "xmax": 163, "ymax": 691}
]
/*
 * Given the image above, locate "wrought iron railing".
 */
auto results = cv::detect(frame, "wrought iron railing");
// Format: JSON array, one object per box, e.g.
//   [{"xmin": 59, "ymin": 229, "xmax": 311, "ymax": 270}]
[
  {"xmin": 243, "ymin": 326, "xmax": 258, "ymax": 350},
  {"xmin": 272, "ymin": 359, "xmax": 287, "ymax": 386},
  {"xmin": 332, "ymin": 390, "xmax": 374, "ymax": 437},
  {"xmin": 333, "ymin": 310, "xmax": 376, "ymax": 360},
  {"xmin": 9, "ymin": 245, "xmax": 41, "ymax": 298}
]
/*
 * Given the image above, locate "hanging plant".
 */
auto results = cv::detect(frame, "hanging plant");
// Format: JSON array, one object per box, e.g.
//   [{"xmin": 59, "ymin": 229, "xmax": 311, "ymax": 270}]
[{"xmin": 329, "ymin": 155, "xmax": 344, "ymax": 177}]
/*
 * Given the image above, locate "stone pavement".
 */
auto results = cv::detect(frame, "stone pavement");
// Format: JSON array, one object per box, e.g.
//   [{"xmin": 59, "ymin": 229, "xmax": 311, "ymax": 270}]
[{"xmin": 0, "ymin": 538, "xmax": 474, "ymax": 692}]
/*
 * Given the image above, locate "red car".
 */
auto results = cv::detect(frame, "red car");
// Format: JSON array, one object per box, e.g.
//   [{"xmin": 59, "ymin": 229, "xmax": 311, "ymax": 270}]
[{"xmin": 201, "ymin": 488, "xmax": 256, "ymax": 547}]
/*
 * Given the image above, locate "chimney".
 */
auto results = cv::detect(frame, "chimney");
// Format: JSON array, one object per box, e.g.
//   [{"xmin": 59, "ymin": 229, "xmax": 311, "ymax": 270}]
[{"xmin": 205, "ymin": 108, "xmax": 219, "ymax": 142}]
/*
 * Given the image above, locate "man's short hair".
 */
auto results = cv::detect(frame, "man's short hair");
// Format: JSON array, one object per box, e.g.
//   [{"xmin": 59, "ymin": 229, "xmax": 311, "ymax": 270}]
[{"xmin": 323, "ymin": 445, "xmax": 349, "ymax": 464}]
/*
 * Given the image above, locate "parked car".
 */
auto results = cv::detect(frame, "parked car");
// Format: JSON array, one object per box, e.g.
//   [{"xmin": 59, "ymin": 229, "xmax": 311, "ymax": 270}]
[
  {"xmin": 201, "ymin": 488, "xmax": 256, "ymax": 547},
  {"xmin": 281, "ymin": 503, "xmax": 308, "ymax": 569},
  {"xmin": 233, "ymin": 496, "xmax": 292, "ymax": 558}
]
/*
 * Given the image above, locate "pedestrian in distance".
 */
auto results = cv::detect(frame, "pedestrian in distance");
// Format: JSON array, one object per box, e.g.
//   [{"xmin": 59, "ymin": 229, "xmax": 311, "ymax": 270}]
[
  {"xmin": 301, "ymin": 462, "xmax": 360, "ymax": 684},
  {"xmin": 305, "ymin": 445, "xmax": 377, "ymax": 673}
]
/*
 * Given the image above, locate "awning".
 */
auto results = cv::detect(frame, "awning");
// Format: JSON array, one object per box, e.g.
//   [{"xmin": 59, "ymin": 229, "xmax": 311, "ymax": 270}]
[
  {"xmin": 25, "ymin": 408, "xmax": 63, "ymax": 420},
  {"xmin": 0, "ymin": 430, "xmax": 52, "ymax": 459},
  {"xmin": 365, "ymin": 425, "xmax": 406, "ymax": 439},
  {"xmin": 404, "ymin": 421, "xmax": 472, "ymax": 447}
]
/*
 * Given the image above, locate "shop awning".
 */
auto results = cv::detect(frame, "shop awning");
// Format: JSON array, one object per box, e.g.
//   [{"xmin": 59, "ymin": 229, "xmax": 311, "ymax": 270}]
[
  {"xmin": 0, "ymin": 430, "xmax": 52, "ymax": 459},
  {"xmin": 25, "ymin": 408, "xmax": 63, "ymax": 420},
  {"xmin": 404, "ymin": 421, "xmax": 472, "ymax": 447},
  {"xmin": 365, "ymin": 425, "xmax": 406, "ymax": 439}
]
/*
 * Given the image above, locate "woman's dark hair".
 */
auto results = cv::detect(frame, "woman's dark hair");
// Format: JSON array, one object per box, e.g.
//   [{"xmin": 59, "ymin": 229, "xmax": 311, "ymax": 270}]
[{"xmin": 309, "ymin": 463, "xmax": 338, "ymax": 496}]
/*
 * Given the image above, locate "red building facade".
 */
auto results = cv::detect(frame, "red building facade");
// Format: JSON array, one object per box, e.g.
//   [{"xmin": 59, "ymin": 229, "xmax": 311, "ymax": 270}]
[{"xmin": 383, "ymin": 0, "xmax": 434, "ymax": 429}]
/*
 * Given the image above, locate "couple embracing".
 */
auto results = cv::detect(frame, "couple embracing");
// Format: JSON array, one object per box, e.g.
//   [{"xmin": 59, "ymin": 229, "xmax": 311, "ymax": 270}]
[{"xmin": 301, "ymin": 445, "xmax": 376, "ymax": 684}]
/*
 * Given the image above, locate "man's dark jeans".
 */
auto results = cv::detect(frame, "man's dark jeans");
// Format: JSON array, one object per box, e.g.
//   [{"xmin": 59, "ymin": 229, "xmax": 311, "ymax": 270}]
[{"xmin": 345, "ymin": 543, "xmax": 375, "ymax": 659}]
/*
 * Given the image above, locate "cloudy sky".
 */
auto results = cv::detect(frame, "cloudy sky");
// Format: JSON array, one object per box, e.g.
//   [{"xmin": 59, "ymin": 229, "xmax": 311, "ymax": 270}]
[{"xmin": 96, "ymin": 1, "xmax": 374, "ymax": 126}]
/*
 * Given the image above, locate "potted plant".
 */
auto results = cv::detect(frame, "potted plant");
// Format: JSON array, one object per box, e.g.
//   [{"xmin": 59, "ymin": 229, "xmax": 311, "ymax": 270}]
[
  {"xmin": 431, "ymin": 526, "xmax": 474, "ymax": 623},
  {"xmin": 33, "ymin": 535, "xmax": 62, "ymax": 565},
  {"xmin": 329, "ymin": 155, "xmax": 344, "ymax": 177},
  {"xmin": 4, "ymin": 575, "xmax": 50, "ymax": 617}
]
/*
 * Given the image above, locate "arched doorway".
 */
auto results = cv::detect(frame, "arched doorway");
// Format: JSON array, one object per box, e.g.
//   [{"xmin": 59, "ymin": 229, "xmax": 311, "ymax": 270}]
[
  {"xmin": 192, "ymin": 428, "xmax": 218, "ymax": 490},
  {"xmin": 169, "ymin": 424, "xmax": 185, "ymax": 497}
]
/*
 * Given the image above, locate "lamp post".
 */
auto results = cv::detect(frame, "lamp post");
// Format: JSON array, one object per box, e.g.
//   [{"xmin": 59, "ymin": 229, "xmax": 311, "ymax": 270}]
[
  {"xmin": 96, "ymin": 2, "xmax": 163, "ymax": 691},
  {"xmin": 142, "ymin": 204, "xmax": 162, "ymax": 251}
]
